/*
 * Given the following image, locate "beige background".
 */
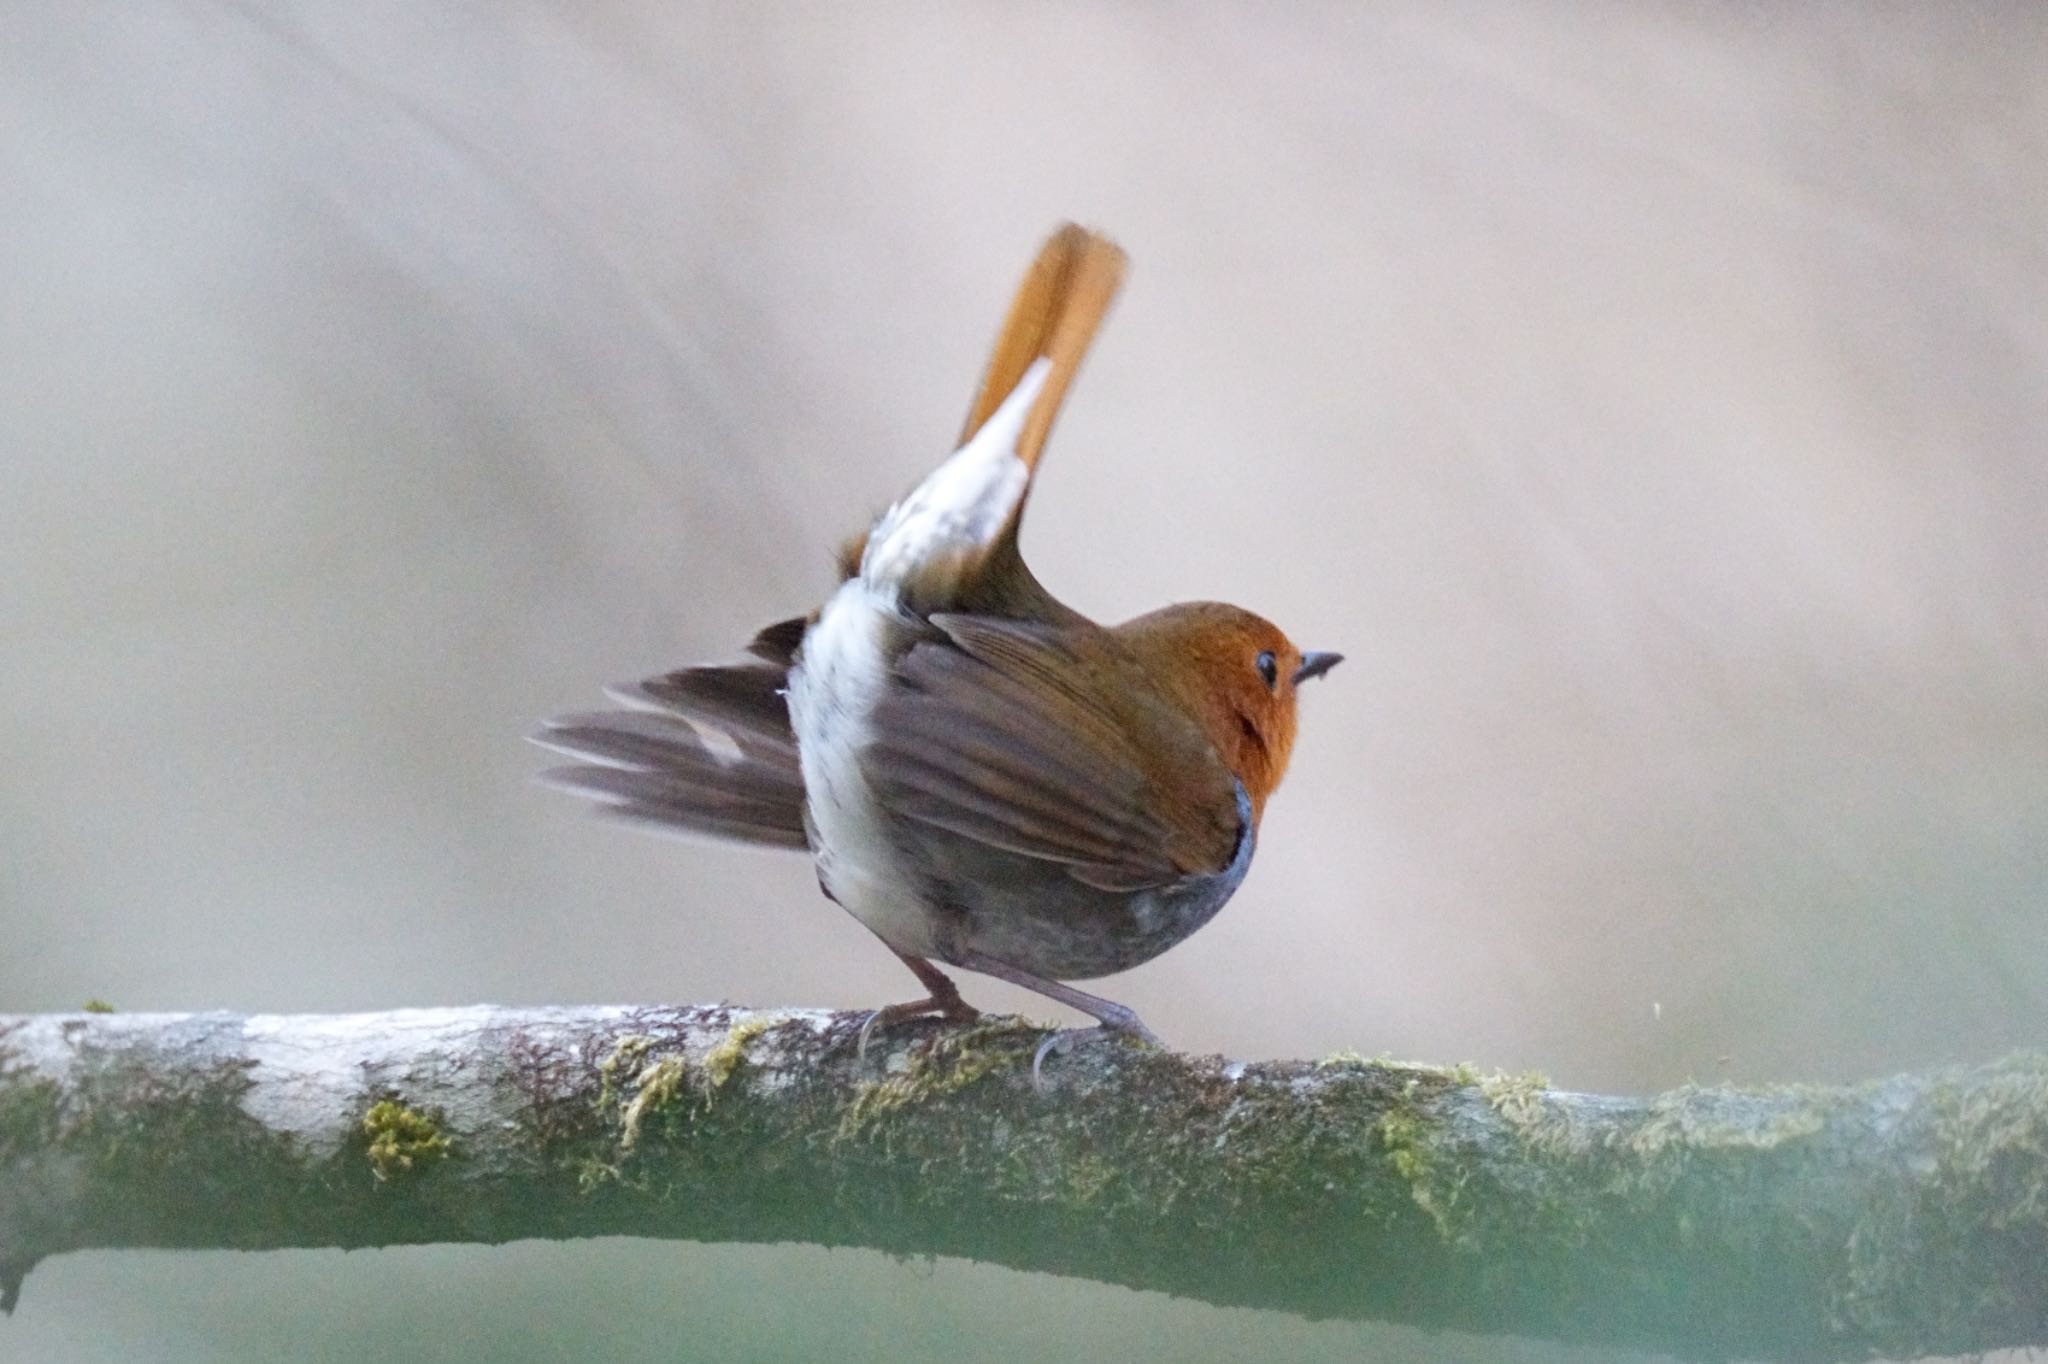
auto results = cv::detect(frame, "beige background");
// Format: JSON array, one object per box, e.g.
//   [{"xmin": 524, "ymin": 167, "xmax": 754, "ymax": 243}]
[{"xmin": 4, "ymin": 4, "xmax": 2045, "ymax": 1361}]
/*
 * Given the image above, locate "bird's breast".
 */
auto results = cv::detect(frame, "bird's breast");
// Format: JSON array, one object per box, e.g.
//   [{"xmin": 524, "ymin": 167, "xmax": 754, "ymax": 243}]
[{"xmin": 921, "ymin": 783, "xmax": 1257, "ymax": 980}]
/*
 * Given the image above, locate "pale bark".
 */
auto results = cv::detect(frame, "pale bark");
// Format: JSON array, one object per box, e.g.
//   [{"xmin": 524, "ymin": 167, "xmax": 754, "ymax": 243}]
[{"xmin": 1, "ymin": 1007, "xmax": 2043, "ymax": 1362}]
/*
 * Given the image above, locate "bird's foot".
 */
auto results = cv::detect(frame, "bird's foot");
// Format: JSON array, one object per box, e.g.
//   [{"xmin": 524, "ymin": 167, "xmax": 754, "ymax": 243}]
[
  {"xmin": 1030, "ymin": 1006, "xmax": 1162, "ymax": 1089},
  {"xmin": 854, "ymin": 952, "xmax": 985, "ymax": 1063},
  {"xmin": 854, "ymin": 995, "xmax": 982, "ymax": 1064},
  {"xmin": 941, "ymin": 950, "xmax": 1164, "ymax": 1090}
]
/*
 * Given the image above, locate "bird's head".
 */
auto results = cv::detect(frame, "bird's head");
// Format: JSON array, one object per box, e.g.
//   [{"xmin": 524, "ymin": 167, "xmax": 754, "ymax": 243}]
[{"xmin": 1114, "ymin": 602, "xmax": 1341, "ymax": 820}]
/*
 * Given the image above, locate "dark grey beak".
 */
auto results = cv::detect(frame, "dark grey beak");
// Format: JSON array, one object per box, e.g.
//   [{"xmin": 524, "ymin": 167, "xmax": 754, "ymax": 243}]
[{"xmin": 1293, "ymin": 651, "xmax": 1343, "ymax": 685}]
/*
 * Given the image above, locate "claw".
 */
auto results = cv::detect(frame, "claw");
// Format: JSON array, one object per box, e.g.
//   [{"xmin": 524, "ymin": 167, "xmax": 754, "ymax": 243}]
[
  {"xmin": 1030, "ymin": 1029, "xmax": 1075, "ymax": 1089},
  {"xmin": 1029, "ymin": 1018, "xmax": 1163, "ymax": 1090},
  {"xmin": 945, "ymin": 946, "xmax": 1165, "ymax": 1090},
  {"xmin": 851, "ymin": 953, "xmax": 983, "ymax": 1066},
  {"xmin": 853, "ymin": 994, "xmax": 982, "ymax": 1066},
  {"xmin": 855, "ymin": 1010, "xmax": 887, "ymax": 1065}
]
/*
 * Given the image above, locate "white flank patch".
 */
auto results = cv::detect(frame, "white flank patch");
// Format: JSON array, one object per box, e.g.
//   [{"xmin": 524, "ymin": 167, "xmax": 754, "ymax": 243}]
[
  {"xmin": 785, "ymin": 358, "xmax": 1052, "ymax": 958},
  {"xmin": 787, "ymin": 578, "xmax": 939, "ymax": 957}
]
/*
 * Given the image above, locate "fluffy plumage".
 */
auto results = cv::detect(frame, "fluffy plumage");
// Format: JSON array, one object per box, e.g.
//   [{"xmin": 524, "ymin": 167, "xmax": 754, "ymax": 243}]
[{"xmin": 537, "ymin": 224, "xmax": 1337, "ymax": 1068}]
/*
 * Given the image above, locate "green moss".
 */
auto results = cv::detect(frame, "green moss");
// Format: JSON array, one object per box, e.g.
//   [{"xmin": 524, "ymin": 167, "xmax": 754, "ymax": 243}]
[
  {"xmin": 362, "ymin": 1100, "xmax": 451, "ymax": 1181},
  {"xmin": 596, "ymin": 1034, "xmax": 654, "ymax": 1111},
  {"xmin": 1059, "ymin": 1152, "xmax": 1120, "ymax": 1208},
  {"xmin": 837, "ymin": 1016, "xmax": 1038, "ymax": 1143},
  {"xmin": 58, "ymin": 1047, "xmax": 283, "ymax": 1201},
  {"xmin": 1327, "ymin": 1052, "xmax": 1480, "ymax": 1087},
  {"xmin": 80, "ymin": 1000, "xmax": 115, "ymax": 1014},
  {"xmin": 1376, "ymin": 1108, "xmax": 1429, "ymax": 1183},
  {"xmin": 702, "ymin": 1017, "xmax": 774, "ymax": 1095},
  {"xmin": 1371, "ymin": 1076, "xmax": 1466, "ymax": 1242},
  {"xmin": 1615, "ymin": 1084, "xmax": 1831, "ymax": 1201},
  {"xmin": 1479, "ymin": 1068, "xmax": 1560, "ymax": 1146},
  {"xmin": 1835, "ymin": 1054, "xmax": 2048, "ymax": 1343},
  {"xmin": 578, "ymin": 1022, "xmax": 791, "ymax": 1184},
  {"xmin": 1922, "ymin": 1053, "xmax": 2048, "ymax": 1229},
  {"xmin": 573, "ymin": 1153, "xmax": 619, "ymax": 1194},
  {"xmin": 619, "ymin": 1057, "xmax": 689, "ymax": 1153},
  {"xmin": 4, "ymin": 1036, "xmax": 335, "ymax": 1271}
]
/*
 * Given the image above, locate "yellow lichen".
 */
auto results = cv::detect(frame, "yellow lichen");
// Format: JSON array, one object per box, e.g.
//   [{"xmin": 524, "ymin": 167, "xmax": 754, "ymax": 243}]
[
  {"xmin": 1335, "ymin": 1053, "xmax": 1477, "ymax": 1085},
  {"xmin": 702, "ymin": 1016, "xmax": 774, "ymax": 1094},
  {"xmin": 604, "ymin": 1018, "xmax": 784, "ymax": 1154},
  {"xmin": 1480, "ymin": 1069, "xmax": 1552, "ymax": 1126},
  {"xmin": 1477, "ymin": 1066, "xmax": 1589, "ymax": 1165},
  {"xmin": 362, "ymin": 1099, "xmax": 450, "ymax": 1181},
  {"xmin": 597, "ymin": 1035, "xmax": 654, "ymax": 1102},
  {"xmin": 838, "ymin": 1016, "xmax": 1037, "ymax": 1142},
  {"xmin": 619, "ymin": 1056, "xmax": 689, "ymax": 1152},
  {"xmin": 1375, "ymin": 1104, "xmax": 1463, "ymax": 1242},
  {"xmin": 604, "ymin": 1034, "xmax": 654, "ymax": 1068}
]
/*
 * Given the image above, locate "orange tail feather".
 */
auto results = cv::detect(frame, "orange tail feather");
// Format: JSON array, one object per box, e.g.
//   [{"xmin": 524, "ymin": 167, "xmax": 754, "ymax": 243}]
[{"xmin": 959, "ymin": 223, "xmax": 1128, "ymax": 475}]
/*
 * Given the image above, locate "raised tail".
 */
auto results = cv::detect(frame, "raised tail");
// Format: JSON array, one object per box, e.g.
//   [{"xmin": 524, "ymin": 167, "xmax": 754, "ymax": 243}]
[
  {"xmin": 535, "ymin": 226, "xmax": 1126, "ymax": 839},
  {"xmin": 532, "ymin": 617, "xmax": 810, "ymax": 849},
  {"xmin": 959, "ymin": 223, "xmax": 1128, "ymax": 477},
  {"xmin": 851, "ymin": 224, "xmax": 1128, "ymax": 615}
]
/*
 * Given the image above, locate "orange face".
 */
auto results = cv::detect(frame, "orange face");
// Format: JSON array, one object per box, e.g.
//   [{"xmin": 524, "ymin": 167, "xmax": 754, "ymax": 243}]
[{"xmin": 1114, "ymin": 602, "xmax": 1340, "ymax": 819}]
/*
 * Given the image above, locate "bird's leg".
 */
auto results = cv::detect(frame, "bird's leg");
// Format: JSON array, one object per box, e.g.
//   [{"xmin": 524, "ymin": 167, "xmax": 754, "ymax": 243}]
[
  {"xmin": 951, "ymin": 948, "xmax": 1163, "ymax": 1087},
  {"xmin": 855, "ymin": 953, "xmax": 982, "ymax": 1062}
]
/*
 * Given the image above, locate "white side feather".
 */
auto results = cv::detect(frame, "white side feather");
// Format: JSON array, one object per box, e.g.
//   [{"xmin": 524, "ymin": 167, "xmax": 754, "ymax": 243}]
[{"xmin": 787, "ymin": 356, "xmax": 1053, "ymax": 956}]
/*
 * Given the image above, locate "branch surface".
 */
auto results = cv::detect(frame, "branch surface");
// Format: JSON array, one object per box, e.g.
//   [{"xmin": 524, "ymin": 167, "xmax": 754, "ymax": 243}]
[{"xmin": 1, "ymin": 1007, "xmax": 2043, "ymax": 1361}]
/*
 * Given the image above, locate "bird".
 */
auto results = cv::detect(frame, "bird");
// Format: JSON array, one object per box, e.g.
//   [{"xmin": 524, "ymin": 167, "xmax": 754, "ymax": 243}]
[{"xmin": 535, "ymin": 224, "xmax": 1340, "ymax": 1079}]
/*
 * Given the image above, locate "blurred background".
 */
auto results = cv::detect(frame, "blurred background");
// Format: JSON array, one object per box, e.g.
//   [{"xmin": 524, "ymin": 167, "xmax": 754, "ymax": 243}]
[{"xmin": 4, "ymin": 3, "xmax": 2045, "ymax": 1360}]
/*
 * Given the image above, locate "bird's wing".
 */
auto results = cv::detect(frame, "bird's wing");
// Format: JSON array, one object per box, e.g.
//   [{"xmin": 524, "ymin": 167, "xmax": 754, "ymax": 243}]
[
  {"xmin": 865, "ymin": 613, "xmax": 1243, "ymax": 892},
  {"xmin": 533, "ymin": 618, "xmax": 810, "ymax": 849}
]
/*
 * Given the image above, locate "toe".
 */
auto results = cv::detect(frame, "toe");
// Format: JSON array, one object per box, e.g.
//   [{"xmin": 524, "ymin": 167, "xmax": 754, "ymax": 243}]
[
  {"xmin": 1030, "ymin": 1029, "xmax": 1082, "ymax": 1090},
  {"xmin": 855, "ymin": 1010, "xmax": 887, "ymax": 1064},
  {"xmin": 1029, "ymin": 1022, "xmax": 1164, "ymax": 1090}
]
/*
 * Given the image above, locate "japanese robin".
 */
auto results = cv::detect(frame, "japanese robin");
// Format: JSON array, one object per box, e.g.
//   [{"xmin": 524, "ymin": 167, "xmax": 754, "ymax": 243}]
[{"xmin": 537, "ymin": 224, "xmax": 1340, "ymax": 1077}]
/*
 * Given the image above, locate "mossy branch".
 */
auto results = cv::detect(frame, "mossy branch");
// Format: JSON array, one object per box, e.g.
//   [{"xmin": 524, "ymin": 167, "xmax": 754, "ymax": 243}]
[{"xmin": 1, "ymin": 1008, "xmax": 2044, "ymax": 1361}]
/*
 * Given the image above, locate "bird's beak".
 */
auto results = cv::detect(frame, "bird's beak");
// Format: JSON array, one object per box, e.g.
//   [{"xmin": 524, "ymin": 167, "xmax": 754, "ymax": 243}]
[{"xmin": 1293, "ymin": 651, "xmax": 1343, "ymax": 685}]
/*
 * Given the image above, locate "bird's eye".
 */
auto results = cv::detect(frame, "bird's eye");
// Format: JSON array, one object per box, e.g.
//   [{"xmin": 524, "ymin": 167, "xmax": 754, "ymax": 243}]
[{"xmin": 1255, "ymin": 650, "xmax": 1279, "ymax": 691}]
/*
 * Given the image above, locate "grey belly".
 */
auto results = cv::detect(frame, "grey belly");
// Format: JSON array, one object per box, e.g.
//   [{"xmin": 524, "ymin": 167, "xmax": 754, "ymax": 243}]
[{"xmin": 903, "ymin": 784, "xmax": 1257, "ymax": 981}]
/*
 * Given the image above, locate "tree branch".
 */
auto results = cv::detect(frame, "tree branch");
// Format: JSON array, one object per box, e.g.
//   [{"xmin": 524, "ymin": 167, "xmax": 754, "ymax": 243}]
[{"xmin": 1, "ymin": 1007, "xmax": 2042, "ymax": 1360}]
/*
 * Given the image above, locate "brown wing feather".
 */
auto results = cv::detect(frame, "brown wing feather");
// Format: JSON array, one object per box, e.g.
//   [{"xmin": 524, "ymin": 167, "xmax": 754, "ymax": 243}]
[
  {"xmin": 866, "ymin": 614, "xmax": 1241, "ymax": 891},
  {"xmin": 533, "ymin": 618, "xmax": 810, "ymax": 849}
]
